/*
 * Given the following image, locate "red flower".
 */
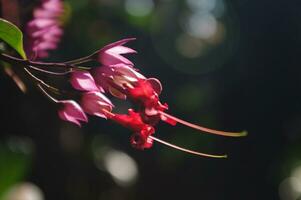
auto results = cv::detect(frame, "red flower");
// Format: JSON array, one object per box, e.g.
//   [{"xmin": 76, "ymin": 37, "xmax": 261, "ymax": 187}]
[{"xmin": 105, "ymin": 109, "xmax": 155, "ymax": 149}]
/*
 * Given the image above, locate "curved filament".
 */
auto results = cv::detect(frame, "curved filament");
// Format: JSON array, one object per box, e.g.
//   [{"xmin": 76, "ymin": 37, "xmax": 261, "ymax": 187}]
[
  {"xmin": 159, "ymin": 111, "xmax": 247, "ymax": 137},
  {"xmin": 149, "ymin": 136, "xmax": 227, "ymax": 158}
]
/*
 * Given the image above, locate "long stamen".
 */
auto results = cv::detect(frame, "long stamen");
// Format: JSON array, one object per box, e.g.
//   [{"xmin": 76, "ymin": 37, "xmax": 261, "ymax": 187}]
[
  {"xmin": 101, "ymin": 109, "xmax": 116, "ymax": 119},
  {"xmin": 159, "ymin": 111, "xmax": 247, "ymax": 137},
  {"xmin": 149, "ymin": 136, "xmax": 227, "ymax": 158}
]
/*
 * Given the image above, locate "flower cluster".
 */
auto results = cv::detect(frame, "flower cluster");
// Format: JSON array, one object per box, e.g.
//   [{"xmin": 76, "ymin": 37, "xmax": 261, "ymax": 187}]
[
  {"xmin": 25, "ymin": 0, "xmax": 64, "ymax": 59},
  {"xmin": 0, "ymin": 0, "xmax": 247, "ymax": 158},
  {"xmin": 37, "ymin": 38, "xmax": 246, "ymax": 157},
  {"xmin": 0, "ymin": 37, "xmax": 246, "ymax": 158},
  {"xmin": 60, "ymin": 38, "xmax": 165, "ymax": 149}
]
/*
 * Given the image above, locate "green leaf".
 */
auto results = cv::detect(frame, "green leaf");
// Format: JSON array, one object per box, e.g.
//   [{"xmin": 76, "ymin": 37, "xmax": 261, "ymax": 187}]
[{"xmin": 0, "ymin": 18, "xmax": 26, "ymax": 59}]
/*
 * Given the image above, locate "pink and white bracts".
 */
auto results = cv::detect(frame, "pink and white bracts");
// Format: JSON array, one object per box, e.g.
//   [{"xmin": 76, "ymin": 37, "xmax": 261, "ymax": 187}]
[
  {"xmin": 58, "ymin": 100, "xmax": 88, "ymax": 127},
  {"xmin": 25, "ymin": 0, "xmax": 64, "ymax": 59}
]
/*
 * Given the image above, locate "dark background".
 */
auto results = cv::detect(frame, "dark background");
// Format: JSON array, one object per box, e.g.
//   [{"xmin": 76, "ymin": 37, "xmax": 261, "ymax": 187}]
[{"xmin": 1, "ymin": 0, "xmax": 301, "ymax": 200}]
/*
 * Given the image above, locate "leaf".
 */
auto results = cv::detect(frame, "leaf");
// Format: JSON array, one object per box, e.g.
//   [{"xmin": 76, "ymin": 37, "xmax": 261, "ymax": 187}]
[{"xmin": 0, "ymin": 18, "xmax": 26, "ymax": 59}]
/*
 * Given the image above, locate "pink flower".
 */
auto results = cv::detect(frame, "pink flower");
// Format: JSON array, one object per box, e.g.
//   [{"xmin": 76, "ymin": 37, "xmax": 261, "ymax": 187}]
[
  {"xmin": 25, "ymin": 0, "xmax": 64, "ymax": 59},
  {"xmin": 70, "ymin": 71, "xmax": 100, "ymax": 92},
  {"xmin": 92, "ymin": 64, "xmax": 145, "ymax": 99},
  {"xmin": 58, "ymin": 100, "xmax": 88, "ymax": 126},
  {"xmin": 98, "ymin": 38, "xmax": 137, "ymax": 66},
  {"xmin": 33, "ymin": 0, "xmax": 64, "ymax": 18},
  {"xmin": 81, "ymin": 91, "xmax": 113, "ymax": 119}
]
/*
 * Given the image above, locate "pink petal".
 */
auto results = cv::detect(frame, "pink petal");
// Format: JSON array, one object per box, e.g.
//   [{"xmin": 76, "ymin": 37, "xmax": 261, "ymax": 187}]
[
  {"xmin": 98, "ymin": 38, "xmax": 136, "ymax": 66},
  {"xmin": 64, "ymin": 101, "xmax": 88, "ymax": 121},
  {"xmin": 114, "ymin": 64, "xmax": 146, "ymax": 80},
  {"xmin": 28, "ymin": 18, "xmax": 56, "ymax": 29},
  {"xmin": 70, "ymin": 71, "xmax": 99, "ymax": 91},
  {"xmin": 34, "ymin": 8, "xmax": 62, "ymax": 18},
  {"xmin": 91, "ymin": 67, "xmax": 112, "ymax": 91},
  {"xmin": 94, "ymin": 92, "xmax": 114, "ymax": 106},
  {"xmin": 25, "ymin": 0, "xmax": 64, "ymax": 59},
  {"xmin": 34, "ymin": 41, "xmax": 57, "ymax": 50},
  {"xmin": 43, "ymin": 0, "xmax": 64, "ymax": 11},
  {"xmin": 100, "ymin": 52, "xmax": 134, "ymax": 66},
  {"xmin": 107, "ymin": 46, "xmax": 137, "ymax": 55},
  {"xmin": 58, "ymin": 111, "xmax": 81, "ymax": 126},
  {"xmin": 58, "ymin": 100, "xmax": 88, "ymax": 126},
  {"xmin": 31, "ymin": 26, "xmax": 63, "ymax": 39},
  {"xmin": 100, "ymin": 38, "xmax": 136, "ymax": 52},
  {"xmin": 81, "ymin": 92, "xmax": 113, "ymax": 119}
]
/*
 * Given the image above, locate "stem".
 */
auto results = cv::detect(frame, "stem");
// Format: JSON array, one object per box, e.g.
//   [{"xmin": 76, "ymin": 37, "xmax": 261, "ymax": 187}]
[
  {"xmin": 24, "ymin": 67, "xmax": 60, "ymax": 93},
  {"xmin": 28, "ymin": 65, "xmax": 73, "ymax": 76},
  {"xmin": 63, "ymin": 51, "xmax": 98, "ymax": 65},
  {"xmin": 0, "ymin": 53, "xmax": 76, "ymax": 69},
  {"xmin": 159, "ymin": 111, "xmax": 247, "ymax": 137},
  {"xmin": 149, "ymin": 136, "xmax": 227, "ymax": 158},
  {"xmin": 63, "ymin": 57, "xmax": 92, "ymax": 65},
  {"xmin": 37, "ymin": 84, "xmax": 58, "ymax": 103},
  {"xmin": 27, "ymin": 65, "xmax": 73, "ymax": 75},
  {"xmin": 24, "ymin": 67, "xmax": 78, "ymax": 97}
]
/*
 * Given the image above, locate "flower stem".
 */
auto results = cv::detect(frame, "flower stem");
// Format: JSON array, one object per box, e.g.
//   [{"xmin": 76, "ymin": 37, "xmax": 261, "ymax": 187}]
[
  {"xmin": 37, "ymin": 84, "xmax": 58, "ymax": 103},
  {"xmin": 0, "ymin": 53, "xmax": 76, "ymax": 69},
  {"xmin": 62, "ymin": 51, "xmax": 98, "ymax": 65},
  {"xmin": 24, "ymin": 67, "xmax": 60, "ymax": 94},
  {"xmin": 27, "ymin": 65, "xmax": 73, "ymax": 75},
  {"xmin": 62, "ymin": 56, "xmax": 92, "ymax": 65}
]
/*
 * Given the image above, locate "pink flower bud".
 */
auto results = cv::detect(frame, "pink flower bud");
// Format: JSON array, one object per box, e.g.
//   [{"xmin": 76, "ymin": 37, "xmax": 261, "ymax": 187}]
[
  {"xmin": 70, "ymin": 71, "xmax": 100, "ymax": 91},
  {"xmin": 81, "ymin": 91, "xmax": 113, "ymax": 119},
  {"xmin": 98, "ymin": 38, "xmax": 137, "ymax": 66},
  {"xmin": 58, "ymin": 100, "xmax": 88, "ymax": 126}
]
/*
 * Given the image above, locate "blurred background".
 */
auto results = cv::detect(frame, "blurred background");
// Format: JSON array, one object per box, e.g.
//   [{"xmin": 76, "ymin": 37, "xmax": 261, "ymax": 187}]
[{"xmin": 1, "ymin": 0, "xmax": 301, "ymax": 199}]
